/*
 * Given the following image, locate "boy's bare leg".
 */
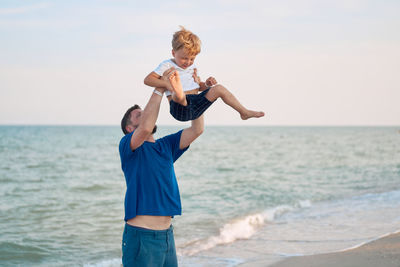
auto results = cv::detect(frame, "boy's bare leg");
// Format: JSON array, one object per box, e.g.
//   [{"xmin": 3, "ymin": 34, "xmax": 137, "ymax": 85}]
[
  {"xmin": 168, "ymin": 71, "xmax": 187, "ymax": 106},
  {"xmin": 205, "ymin": 85, "xmax": 265, "ymax": 120}
]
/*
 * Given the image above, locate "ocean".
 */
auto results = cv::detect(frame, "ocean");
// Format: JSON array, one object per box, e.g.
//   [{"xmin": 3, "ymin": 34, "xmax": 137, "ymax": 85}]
[{"xmin": 0, "ymin": 126, "xmax": 399, "ymax": 266}]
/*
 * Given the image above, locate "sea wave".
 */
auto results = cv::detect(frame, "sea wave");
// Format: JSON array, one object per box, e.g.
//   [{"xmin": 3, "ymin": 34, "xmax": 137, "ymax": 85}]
[
  {"xmin": 0, "ymin": 241, "xmax": 50, "ymax": 262},
  {"xmin": 179, "ymin": 200, "xmax": 312, "ymax": 256}
]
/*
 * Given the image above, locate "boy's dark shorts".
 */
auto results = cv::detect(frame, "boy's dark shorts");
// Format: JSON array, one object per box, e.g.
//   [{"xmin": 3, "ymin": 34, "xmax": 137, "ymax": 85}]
[{"xmin": 169, "ymin": 88, "xmax": 214, "ymax": 122}]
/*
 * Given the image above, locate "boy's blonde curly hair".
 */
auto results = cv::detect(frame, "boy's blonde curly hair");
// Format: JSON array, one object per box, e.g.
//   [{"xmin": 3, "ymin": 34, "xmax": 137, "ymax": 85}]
[{"xmin": 172, "ymin": 26, "xmax": 201, "ymax": 56}]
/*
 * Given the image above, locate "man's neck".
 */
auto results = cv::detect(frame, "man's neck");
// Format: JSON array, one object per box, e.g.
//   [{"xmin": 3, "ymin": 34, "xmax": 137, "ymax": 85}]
[{"xmin": 146, "ymin": 134, "xmax": 155, "ymax": 143}]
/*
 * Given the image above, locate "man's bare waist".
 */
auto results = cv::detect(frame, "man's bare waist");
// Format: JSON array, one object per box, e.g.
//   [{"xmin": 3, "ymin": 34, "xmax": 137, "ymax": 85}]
[{"xmin": 127, "ymin": 215, "xmax": 172, "ymax": 230}]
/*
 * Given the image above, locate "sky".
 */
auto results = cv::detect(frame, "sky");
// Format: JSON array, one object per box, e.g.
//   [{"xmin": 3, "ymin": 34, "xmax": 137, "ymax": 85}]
[{"xmin": 0, "ymin": 0, "xmax": 399, "ymax": 126}]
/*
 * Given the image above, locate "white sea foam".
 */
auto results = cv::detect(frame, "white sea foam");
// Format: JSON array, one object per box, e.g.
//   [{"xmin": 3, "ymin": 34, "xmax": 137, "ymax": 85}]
[
  {"xmin": 180, "ymin": 200, "xmax": 312, "ymax": 256},
  {"xmin": 262, "ymin": 205, "xmax": 293, "ymax": 221},
  {"xmin": 83, "ymin": 258, "xmax": 121, "ymax": 267},
  {"xmin": 179, "ymin": 190, "xmax": 400, "ymax": 266}
]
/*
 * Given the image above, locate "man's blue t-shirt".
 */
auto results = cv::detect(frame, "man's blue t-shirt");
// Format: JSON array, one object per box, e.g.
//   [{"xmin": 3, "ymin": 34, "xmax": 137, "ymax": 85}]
[{"xmin": 119, "ymin": 130, "xmax": 188, "ymax": 222}]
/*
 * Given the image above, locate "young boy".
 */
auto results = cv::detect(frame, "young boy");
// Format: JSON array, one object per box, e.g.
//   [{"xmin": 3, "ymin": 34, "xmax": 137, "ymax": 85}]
[{"xmin": 144, "ymin": 26, "xmax": 265, "ymax": 122}]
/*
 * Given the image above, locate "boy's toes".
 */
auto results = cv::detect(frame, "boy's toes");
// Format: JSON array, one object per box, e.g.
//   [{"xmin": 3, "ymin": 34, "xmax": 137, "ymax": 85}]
[
  {"xmin": 255, "ymin": 111, "xmax": 265, "ymax": 118},
  {"xmin": 241, "ymin": 110, "xmax": 265, "ymax": 120}
]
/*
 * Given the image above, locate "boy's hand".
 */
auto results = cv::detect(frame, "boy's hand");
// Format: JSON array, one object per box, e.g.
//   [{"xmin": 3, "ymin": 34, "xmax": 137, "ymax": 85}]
[
  {"xmin": 205, "ymin": 76, "xmax": 217, "ymax": 87},
  {"xmin": 192, "ymin": 68, "xmax": 201, "ymax": 84}
]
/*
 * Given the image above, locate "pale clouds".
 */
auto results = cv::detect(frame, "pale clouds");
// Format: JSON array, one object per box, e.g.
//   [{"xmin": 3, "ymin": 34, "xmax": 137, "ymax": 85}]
[{"xmin": 0, "ymin": 2, "xmax": 50, "ymax": 15}]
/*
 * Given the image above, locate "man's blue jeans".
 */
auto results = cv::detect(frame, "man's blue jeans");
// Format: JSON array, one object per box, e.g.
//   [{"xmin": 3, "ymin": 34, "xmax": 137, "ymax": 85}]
[{"xmin": 122, "ymin": 224, "xmax": 178, "ymax": 267}]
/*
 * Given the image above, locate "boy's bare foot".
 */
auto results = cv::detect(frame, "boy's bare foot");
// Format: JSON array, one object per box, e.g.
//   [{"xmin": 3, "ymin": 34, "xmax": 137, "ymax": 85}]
[
  {"xmin": 168, "ymin": 71, "xmax": 187, "ymax": 106},
  {"xmin": 240, "ymin": 110, "xmax": 265, "ymax": 120}
]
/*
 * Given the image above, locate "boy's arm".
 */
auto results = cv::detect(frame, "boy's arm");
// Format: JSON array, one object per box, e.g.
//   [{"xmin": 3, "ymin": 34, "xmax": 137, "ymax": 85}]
[
  {"xmin": 144, "ymin": 71, "xmax": 173, "ymax": 90},
  {"xmin": 198, "ymin": 82, "xmax": 208, "ymax": 91},
  {"xmin": 193, "ymin": 68, "xmax": 217, "ymax": 91},
  {"xmin": 198, "ymin": 78, "xmax": 217, "ymax": 91},
  {"xmin": 193, "ymin": 68, "xmax": 207, "ymax": 91}
]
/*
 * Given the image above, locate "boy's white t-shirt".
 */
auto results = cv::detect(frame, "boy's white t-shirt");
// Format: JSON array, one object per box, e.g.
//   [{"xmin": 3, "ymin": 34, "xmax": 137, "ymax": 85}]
[{"xmin": 153, "ymin": 59, "xmax": 200, "ymax": 96}]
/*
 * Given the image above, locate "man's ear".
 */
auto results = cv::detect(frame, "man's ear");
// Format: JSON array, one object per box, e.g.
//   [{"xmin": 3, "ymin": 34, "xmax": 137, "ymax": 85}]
[
  {"xmin": 126, "ymin": 125, "xmax": 134, "ymax": 133},
  {"xmin": 172, "ymin": 49, "xmax": 175, "ymax": 57}
]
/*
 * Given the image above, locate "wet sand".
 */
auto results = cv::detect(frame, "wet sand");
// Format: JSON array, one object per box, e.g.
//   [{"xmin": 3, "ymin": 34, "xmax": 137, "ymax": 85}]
[{"xmin": 240, "ymin": 232, "xmax": 400, "ymax": 267}]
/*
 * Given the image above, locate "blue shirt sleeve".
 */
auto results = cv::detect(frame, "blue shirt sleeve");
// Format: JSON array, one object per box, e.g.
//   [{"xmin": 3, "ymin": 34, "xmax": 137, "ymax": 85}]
[
  {"xmin": 119, "ymin": 132, "xmax": 139, "ymax": 168},
  {"xmin": 159, "ymin": 130, "xmax": 189, "ymax": 162}
]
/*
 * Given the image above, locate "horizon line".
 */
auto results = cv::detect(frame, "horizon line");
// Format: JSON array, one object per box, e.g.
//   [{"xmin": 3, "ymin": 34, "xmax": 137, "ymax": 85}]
[{"xmin": 0, "ymin": 124, "xmax": 399, "ymax": 127}]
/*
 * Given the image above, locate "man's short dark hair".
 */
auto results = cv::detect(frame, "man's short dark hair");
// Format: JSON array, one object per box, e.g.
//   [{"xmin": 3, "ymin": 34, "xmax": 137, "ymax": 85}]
[{"xmin": 121, "ymin": 105, "xmax": 141, "ymax": 135}]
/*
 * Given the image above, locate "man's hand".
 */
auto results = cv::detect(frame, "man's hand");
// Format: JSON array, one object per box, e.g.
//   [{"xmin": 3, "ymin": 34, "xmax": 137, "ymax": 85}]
[
  {"xmin": 205, "ymin": 76, "xmax": 217, "ymax": 87},
  {"xmin": 160, "ymin": 67, "xmax": 176, "ymax": 93}
]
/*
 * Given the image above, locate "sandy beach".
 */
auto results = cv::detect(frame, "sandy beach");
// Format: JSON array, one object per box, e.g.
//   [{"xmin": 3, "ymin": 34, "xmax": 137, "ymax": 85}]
[{"xmin": 243, "ymin": 232, "xmax": 400, "ymax": 267}]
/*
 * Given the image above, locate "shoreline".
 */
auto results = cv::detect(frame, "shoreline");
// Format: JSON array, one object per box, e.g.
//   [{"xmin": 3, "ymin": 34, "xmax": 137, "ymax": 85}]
[
  {"xmin": 256, "ymin": 232, "xmax": 400, "ymax": 267},
  {"xmin": 236, "ymin": 231, "xmax": 400, "ymax": 267}
]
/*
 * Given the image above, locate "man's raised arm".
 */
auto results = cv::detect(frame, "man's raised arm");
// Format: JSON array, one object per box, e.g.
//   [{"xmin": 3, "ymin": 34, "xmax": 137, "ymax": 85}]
[
  {"xmin": 179, "ymin": 114, "xmax": 204, "ymax": 150},
  {"xmin": 130, "ymin": 69, "xmax": 175, "ymax": 151},
  {"xmin": 130, "ymin": 89, "xmax": 165, "ymax": 151}
]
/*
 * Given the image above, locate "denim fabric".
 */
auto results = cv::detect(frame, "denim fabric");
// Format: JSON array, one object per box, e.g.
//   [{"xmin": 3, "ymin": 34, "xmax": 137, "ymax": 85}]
[
  {"xmin": 169, "ymin": 88, "xmax": 214, "ymax": 121},
  {"xmin": 122, "ymin": 224, "xmax": 177, "ymax": 267}
]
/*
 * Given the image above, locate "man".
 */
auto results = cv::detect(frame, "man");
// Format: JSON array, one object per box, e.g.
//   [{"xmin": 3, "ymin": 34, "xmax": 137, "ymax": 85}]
[{"xmin": 119, "ymin": 69, "xmax": 204, "ymax": 266}]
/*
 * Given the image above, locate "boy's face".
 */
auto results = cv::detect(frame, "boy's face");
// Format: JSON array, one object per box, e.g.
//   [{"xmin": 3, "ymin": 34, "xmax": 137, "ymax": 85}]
[{"xmin": 172, "ymin": 48, "xmax": 196, "ymax": 69}]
